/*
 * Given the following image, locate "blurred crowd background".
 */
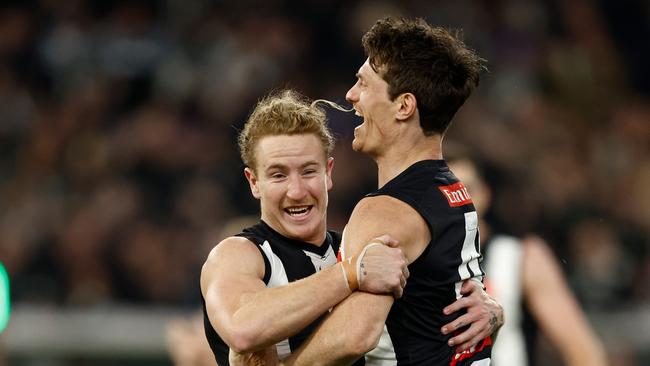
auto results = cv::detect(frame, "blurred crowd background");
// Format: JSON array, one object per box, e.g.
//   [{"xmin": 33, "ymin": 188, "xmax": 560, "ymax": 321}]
[{"xmin": 0, "ymin": 0, "xmax": 648, "ymax": 365}]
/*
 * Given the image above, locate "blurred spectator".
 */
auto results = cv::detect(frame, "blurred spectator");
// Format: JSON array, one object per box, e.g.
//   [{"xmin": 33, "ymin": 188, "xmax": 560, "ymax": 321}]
[{"xmin": 0, "ymin": 0, "xmax": 648, "ymax": 363}]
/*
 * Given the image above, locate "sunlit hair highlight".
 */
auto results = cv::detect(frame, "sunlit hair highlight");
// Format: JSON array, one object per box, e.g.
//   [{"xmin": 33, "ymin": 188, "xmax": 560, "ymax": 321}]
[{"xmin": 238, "ymin": 90, "xmax": 336, "ymax": 172}]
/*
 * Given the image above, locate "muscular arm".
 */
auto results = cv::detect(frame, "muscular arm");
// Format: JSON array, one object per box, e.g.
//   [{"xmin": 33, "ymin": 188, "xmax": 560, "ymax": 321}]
[
  {"xmin": 522, "ymin": 236, "xmax": 608, "ymax": 366},
  {"xmin": 201, "ymin": 236, "xmax": 354, "ymax": 353},
  {"xmin": 202, "ymin": 234, "xmax": 408, "ymax": 356},
  {"xmin": 282, "ymin": 196, "xmax": 430, "ymax": 365}
]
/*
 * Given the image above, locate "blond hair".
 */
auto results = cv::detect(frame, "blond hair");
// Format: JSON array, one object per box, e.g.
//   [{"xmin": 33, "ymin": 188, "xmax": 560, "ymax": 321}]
[{"xmin": 238, "ymin": 89, "xmax": 335, "ymax": 171}]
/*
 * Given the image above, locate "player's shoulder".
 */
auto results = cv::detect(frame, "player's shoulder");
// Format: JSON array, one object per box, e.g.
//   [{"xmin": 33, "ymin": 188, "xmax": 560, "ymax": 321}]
[
  {"xmin": 351, "ymin": 195, "xmax": 426, "ymax": 235},
  {"xmin": 201, "ymin": 236, "xmax": 264, "ymax": 278},
  {"xmin": 205, "ymin": 236, "xmax": 258, "ymax": 263},
  {"xmin": 354, "ymin": 194, "xmax": 416, "ymax": 217},
  {"xmin": 200, "ymin": 235, "xmax": 266, "ymax": 294},
  {"xmin": 521, "ymin": 235, "xmax": 556, "ymax": 264},
  {"xmin": 348, "ymin": 194, "xmax": 429, "ymax": 262}
]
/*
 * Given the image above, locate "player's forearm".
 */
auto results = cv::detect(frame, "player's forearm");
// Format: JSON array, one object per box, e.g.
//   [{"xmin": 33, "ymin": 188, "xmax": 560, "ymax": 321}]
[
  {"xmin": 522, "ymin": 237, "xmax": 608, "ymax": 366},
  {"xmin": 566, "ymin": 349, "xmax": 608, "ymax": 366},
  {"xmin": 551, "ymin": 298, "xmax": 607, "ymax": 366},
  {"xmin": 559, "ymin": 326, "xmax": 608, "ymax": 366},
  {"xmin": 281, "ymin": 292, "xmax": 393, "ymax": 366},
  {"xmin": 281, "ymin": 344, "xmax": 361, "ymax": 366},
  {"xmin": 225, "ymin": 263, "xmax": 351, "ymax": 352}
]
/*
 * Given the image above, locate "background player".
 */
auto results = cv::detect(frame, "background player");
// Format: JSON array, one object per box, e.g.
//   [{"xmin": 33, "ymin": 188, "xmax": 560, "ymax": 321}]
[{"xmin": 446, "ymin": 149, "xmax": 608, "ymax": 366}]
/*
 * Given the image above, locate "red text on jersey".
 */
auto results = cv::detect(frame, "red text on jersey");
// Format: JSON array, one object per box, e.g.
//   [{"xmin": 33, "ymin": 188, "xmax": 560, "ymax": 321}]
[{"xmin": 438, "ymin": 182, "xmax": 473, "ymax": 207}]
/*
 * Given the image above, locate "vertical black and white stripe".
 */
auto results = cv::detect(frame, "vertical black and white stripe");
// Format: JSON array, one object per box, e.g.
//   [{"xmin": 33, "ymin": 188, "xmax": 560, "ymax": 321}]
[{"xmin": 202, "ymin": 221, "xmax": 341, "ymax": 365}]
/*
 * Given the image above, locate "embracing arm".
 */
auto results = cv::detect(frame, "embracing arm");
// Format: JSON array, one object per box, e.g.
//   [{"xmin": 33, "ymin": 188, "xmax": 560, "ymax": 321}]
[
  {"xmin": 282, "ymin": 196, "xmax": 429, "ymax": 365},
  {"xmin": 202, "ymin": 234, "xmax": 408, "ymax": 355},
  {"xmin": 522, "ymin": 236, "xmax": 608, "ymax": 366},
  {"xmin": 201, "ymin": 236, "xmax": 353, "ymax": 353},
  {"xmin": 440, "ymin": 278, "xmax": 504, "ymax": 352}
]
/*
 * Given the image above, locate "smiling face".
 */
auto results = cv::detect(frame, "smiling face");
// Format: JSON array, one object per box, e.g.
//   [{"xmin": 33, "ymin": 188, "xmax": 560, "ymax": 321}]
[
  {"xmin": 244, "ymin": 134, "xmax": 333, "ymax": 245},
  {"xmin": 345, "ymin": 59, "xmax": 397, "ymax": 157}
]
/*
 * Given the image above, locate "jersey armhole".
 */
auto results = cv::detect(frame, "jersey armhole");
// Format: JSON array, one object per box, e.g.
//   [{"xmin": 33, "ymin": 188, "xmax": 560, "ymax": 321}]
[
  {"xmin": 234, "ymin": 232, "xmax": 273, "ymax": 285},
  {"xmin": 253, "ymin": 244, "xmax": 272, "ymax": 285}
]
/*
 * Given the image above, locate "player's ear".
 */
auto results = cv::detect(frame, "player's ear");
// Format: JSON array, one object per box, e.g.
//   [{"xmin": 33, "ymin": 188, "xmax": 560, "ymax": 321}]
[
  {"xmin": 395, "ymin": 92, "xmax": 417, "ymax": 121},
  {"xmin": 244, "ymin": 167, "xmax": 261, "ymax": 199},
  {"xmin": 326, "ymin": 157, "xmax": 334, "ymax": 191}
]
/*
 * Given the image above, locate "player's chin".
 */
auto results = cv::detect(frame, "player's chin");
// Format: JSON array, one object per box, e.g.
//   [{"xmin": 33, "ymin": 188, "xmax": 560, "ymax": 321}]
[
  {"xmin": 285, "ymin": 221, "xmax": 320, "ymax": 243},
  {"xmin": 351, "ymin": 138, "xmax": 363, "ymax": 152}
]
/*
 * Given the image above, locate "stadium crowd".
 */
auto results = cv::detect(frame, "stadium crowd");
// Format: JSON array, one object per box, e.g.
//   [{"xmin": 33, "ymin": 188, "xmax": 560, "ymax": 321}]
[{"xmin": 0, "ymin": 0, "xmax": 648, "ymax": 363}]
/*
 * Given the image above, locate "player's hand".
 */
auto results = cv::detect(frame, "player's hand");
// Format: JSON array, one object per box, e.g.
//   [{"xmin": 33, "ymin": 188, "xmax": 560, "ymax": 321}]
[
  {"xmin": 357, "ymin": 235, "xmax": 409, "ymax": 298},
  {"xmin": 440, "ymin": 279, "xmax": 503, "ymax": 353},
  {"xmin": 229, "ymin": 345, "xmax": 278, "ymax": 366}
]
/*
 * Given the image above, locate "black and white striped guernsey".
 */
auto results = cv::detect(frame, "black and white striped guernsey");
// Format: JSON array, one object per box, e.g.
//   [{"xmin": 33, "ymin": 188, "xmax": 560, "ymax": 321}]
[
  {"xmin": 202, "ymin": 221, "xmax": 362, "ymax": 365},
  {"xmin": 482, "ymin": 235, "xmax": 539, "ymax": 366},
  {"xmin": 364, "ymin": 160, "xmax": 492, "ymax": 366}
]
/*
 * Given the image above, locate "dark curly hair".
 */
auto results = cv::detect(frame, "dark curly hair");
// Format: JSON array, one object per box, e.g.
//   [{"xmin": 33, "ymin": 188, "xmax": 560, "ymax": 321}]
[{"xmin": 362, "ymin": 17, "xmax": 486, "ymax": 135}]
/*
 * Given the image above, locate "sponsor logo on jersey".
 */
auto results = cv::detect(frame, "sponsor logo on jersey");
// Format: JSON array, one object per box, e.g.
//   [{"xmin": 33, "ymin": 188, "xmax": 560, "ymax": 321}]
[
  {"xmin": 438, "ymin": 182, "xmax": 473, "ymax": 207},
  {"xmin": 450, "ymin": 336, "xmax": 492, "ymax": 366}
]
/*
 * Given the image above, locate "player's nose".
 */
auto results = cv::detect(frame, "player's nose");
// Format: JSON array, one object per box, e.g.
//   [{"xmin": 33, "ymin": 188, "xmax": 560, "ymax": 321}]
[
  {"xmin": 286, "ymin": 175, "xmax": 308, "ymax": 200},
  {"xmin": 346, "ymin": 84, "xmax": 359, "ymax": 103}
]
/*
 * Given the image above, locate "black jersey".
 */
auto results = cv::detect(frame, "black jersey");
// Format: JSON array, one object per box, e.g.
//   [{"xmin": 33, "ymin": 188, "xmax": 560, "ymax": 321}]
[
  {"xmin": 201, "ymin": 221, "xmax": 364, "ymax": 365},
  {"xmin": 366, "ymin": 160, "xmax": 492, "ymax": 365}
]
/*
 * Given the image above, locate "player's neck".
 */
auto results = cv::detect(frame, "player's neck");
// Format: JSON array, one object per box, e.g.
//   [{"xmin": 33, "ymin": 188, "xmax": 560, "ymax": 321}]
[{"xmin": 375, "ymin": 133, "xmax": 442, "ymax": 187}]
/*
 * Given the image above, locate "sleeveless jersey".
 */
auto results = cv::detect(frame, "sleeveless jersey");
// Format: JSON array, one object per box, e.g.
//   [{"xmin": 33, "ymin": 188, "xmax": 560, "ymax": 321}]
[
  {"xmin": 483, "ymin": 235, "xmax": 539, "ymax": 366},
  {"xmin": 364, "ymin": 160, "xmax": 492, "ymax": 365},
  {"xmin": 202, "ymin": 221, "xmax": 363, "ymax": 365}
]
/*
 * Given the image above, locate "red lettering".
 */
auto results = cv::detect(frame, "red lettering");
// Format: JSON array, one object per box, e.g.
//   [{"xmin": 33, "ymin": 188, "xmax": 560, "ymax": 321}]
[{"xmin": 438, "ymin": 182, "xmax": 473, "ymax": 207}]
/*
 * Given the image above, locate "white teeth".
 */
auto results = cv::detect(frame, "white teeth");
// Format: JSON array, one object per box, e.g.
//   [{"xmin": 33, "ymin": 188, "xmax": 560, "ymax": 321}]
[
  {"xmin": 286, "ymin": 206, "xmax": 310, "ymax": 215},
  {"xmin": 355, "ymin": 110, "xmax": 363, "ymax": 117}
]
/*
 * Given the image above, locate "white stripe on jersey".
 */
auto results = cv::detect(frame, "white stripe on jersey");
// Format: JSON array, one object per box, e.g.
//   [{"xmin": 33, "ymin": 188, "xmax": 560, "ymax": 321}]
[
  {"xmin": 456, "ymin": 211, "xmax": 482, "ymax": 298},
  {"xmin": 484, "ymin": 235, "xmax": 527, "ymax": 366},
  {"xmin": 258, "ymin": 240, "xmax": 338, "ymax": 360},
  {"xmin": 259, "ymin": 240, "xmax": 289, "ymax": 288},
  {"xmin": 258, "ymin": 240, "xmax": 291, "ymax": 358}
]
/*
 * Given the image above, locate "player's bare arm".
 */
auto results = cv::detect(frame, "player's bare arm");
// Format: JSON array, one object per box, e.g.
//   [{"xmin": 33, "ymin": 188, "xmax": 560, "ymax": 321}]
[
  {"xmin": 201, "ymin": 234, "xmax": 408, "ymax": 355},
  {"xmin": 282, "ymin": 194, "xmax": 504, "ymax": 365},
  {"xmin": 522, "ymin": 236, "xmax": 607, "ymax": 366},
  {"xmin": 280, "ymin": 195, "xmax": 429, "ymax": 365}
]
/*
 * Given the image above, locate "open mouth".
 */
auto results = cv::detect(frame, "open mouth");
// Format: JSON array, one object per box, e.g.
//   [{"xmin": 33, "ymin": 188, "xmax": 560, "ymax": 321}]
[
  {"xmin": 284, "ymin": 205, "xmax": 313, "ymax": 217},
  {"xmin": 353, "ymin": 108, "xmax": 366, "ymax": 128}
]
